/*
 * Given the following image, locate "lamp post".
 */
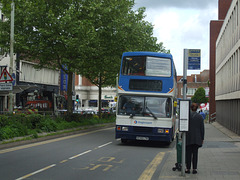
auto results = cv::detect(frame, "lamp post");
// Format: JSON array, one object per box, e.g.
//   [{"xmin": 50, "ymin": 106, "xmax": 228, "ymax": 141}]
[{"xmin": 9, "ymin": 1, "xmax": 15, "ymax": 113}]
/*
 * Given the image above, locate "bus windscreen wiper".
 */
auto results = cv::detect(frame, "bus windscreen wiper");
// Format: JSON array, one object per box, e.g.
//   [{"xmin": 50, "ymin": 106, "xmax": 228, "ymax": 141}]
[{"xmin": 146, "ymin": 106, "xmax": 157, "ymax": 119}]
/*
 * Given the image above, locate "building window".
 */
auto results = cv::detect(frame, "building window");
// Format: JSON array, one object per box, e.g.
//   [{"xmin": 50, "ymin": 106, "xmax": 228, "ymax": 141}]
[
  {"xmin": 89, "ymin": 100, "xmax": 97, "ymax": 107},
  {"xmin": 181, "ymin": 88, "xmax": 197, "ymax": 96},
  {"xmin": 101, "ymin": 100, "xmax": 109, "ymax": 108}
]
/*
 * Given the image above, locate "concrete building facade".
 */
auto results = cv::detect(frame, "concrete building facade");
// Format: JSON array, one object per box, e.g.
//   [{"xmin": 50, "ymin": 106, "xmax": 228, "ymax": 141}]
[
  {"xmin": 74, "ymin": 75, "xmax": 116, "ymax": 110},
  {"xmin": 212, "ymin": 0, "xmax": 240, "ymax": 135}
]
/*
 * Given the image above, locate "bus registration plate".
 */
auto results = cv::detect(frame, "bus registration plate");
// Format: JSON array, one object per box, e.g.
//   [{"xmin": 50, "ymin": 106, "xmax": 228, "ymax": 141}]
[{"xmin": 136, "ymin": 136, "xmax": 149, "ymax": 141}]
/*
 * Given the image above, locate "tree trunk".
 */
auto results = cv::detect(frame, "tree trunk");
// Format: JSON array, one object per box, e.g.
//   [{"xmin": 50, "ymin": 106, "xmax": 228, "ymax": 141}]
[{"xmin": 98, "ymin": 74, "xmax": 102, "ymax": 119}]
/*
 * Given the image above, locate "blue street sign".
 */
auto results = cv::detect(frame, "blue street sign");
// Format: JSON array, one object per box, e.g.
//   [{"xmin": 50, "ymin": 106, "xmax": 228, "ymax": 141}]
[
  {"xmin": 188, "ymin": 49, "xmax": 201, "ymax": 70},
  {"xmin": 60, "ymin": 65, "xmax": 68, "ymax": 91}
]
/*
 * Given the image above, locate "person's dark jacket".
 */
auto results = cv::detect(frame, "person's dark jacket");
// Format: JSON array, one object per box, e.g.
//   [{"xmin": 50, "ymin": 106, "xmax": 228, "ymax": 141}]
[{"xmin": 186, "ymin": 111, "xmax": 205, "ymax": 147}]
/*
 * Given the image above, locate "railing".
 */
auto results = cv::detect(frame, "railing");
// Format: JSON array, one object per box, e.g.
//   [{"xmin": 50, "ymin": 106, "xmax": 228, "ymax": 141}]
[
  {"xmin": 0, "ymin": 110, "xmax": 56, "ymax": 117},
  {"xmin": 210, "ymin": 112, "xmax": 216, "ymax": 123}
]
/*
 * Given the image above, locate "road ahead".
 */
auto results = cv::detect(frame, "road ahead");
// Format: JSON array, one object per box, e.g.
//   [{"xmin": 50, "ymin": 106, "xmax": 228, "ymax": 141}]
[{"xmin": 0, "ymin": 127, "xmax": 174, "ymax": 180}]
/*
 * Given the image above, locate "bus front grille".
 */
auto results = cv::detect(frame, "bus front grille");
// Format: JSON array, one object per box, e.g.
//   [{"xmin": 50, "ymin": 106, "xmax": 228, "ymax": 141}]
[{"xmin": 133, "ymin": 127, "xmax": 153, "ymax": 134}]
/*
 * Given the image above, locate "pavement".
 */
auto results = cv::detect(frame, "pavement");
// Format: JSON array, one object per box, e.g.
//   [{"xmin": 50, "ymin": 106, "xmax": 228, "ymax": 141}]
[{"xmin": 158, "ymin": 122, "xmax": 240, "ymax": 180}]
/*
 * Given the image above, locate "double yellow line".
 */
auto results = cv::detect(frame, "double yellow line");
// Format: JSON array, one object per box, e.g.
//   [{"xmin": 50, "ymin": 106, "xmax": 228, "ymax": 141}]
[{"xmin": 138, "ymin": 152, "xmax": 165, "ymax": 180}]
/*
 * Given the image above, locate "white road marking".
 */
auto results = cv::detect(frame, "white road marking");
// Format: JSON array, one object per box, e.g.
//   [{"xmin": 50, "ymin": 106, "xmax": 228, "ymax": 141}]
[
  {"xmin": 16, "ymin": 164, "xmax": 56, "ymax": 180},
  {"xmin": 98, "ymin": 142, "xmax": 112, "ymax": 148},
  {"xmin": 69, "ymin": 150, "xmax": 92, "ymax": 160},
  {"xmin": 12, "ymin": 127, "xmax": 115, "ymax": 179}
]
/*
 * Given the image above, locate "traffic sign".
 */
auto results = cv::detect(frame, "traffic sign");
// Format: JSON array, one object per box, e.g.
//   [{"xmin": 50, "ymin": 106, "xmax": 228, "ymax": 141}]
[
  {"xmin": 0, "ymin": 68, "xmax": 13, "ymax": 82},
  {"xmin": 0, "ymin": 83, "xmax": 13, "ymax": 91}
]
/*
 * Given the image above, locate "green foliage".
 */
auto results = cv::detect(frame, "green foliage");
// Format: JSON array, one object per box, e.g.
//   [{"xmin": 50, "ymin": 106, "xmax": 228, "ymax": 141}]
[
  {"xmin": 0, "ymin": 114, "xmax": 115, "ymax": 141},
  {"xmin": 0, "ymin": 115, "xmax": 9, "ymax": 127},
  {"xmin": 0, "ymin": 0, "xmax": 169, "ymax": 114},
  {"xmin": 25, "ymin": 114, "xmax": 44, "ymax": 129},
  {"xmin": 38, "ymin": 117, "xmax": 58, "ymax": 132},
  {"xmin": 191, "ymin": 87, "xmax": 208, "ymax": 104},
  {"xmin": 31, "ymin": 130, "xmax": 39, "ymax": 139},
  {"xmin": 0, "ymin": 126, "xmax": 15, "ymax": 140}
]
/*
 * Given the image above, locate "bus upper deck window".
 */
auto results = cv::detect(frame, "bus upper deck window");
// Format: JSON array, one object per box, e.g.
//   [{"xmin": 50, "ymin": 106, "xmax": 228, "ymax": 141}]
[
  {"xmin": 122, "ymin": 56, "xmax": 146, "ymax": 76},
  {"xmin": 146, "ymin": 57, "xmax": 171, "ymax": 77}
]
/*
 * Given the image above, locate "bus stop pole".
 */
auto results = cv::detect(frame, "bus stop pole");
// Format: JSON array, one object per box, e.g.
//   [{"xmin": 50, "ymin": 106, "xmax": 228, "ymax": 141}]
[{"xmin": 181, "ymin": 49, "xmax": 188, "ymax": 176}]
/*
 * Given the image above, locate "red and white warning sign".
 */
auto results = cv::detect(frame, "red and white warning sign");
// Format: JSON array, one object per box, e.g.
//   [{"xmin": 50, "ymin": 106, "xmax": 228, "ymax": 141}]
[{"xmin": 0, "ymin": 68, "xmax": 13, "ymax": 82}]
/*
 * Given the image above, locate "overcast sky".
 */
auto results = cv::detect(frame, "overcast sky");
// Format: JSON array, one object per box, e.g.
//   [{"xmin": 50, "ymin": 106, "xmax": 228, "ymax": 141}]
[{"xmin": 134, "ymin": 0, "xmax": 218, "ymax": 75}]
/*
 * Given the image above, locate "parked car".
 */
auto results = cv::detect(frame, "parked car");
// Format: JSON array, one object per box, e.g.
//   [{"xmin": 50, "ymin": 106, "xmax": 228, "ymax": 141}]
[
  {"xmin": 83, "ymin": 108, "xmax": 96, "ymax": 115},
  {"xmin": 73, "ymin": 109, "xmax": 85, "ymax": 114},
  {"xmin": 96, "ymin": 108, "xmax": 110, "ymax": 114},
  {"xmin": 102, "ymin": 108, "xmax": 109, "ymax": 114}
]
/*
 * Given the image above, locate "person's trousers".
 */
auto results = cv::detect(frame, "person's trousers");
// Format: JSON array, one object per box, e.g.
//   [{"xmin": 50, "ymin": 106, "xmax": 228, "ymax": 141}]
[{"xmin": 186, "ymin": 144, "xmax": 199, "ymax": 169}]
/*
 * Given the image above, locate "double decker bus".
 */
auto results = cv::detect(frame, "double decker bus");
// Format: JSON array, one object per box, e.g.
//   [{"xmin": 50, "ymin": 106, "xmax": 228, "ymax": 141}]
[{"xmin": 116, "ymin": 52, "xmax": 177, "ymax": 144}]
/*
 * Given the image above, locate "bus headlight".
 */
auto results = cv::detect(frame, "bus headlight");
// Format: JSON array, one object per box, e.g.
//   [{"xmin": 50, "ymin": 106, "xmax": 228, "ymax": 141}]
[
  {"xmin": 158, "ymin": 129, "xmax": 164, "ymax": 133},
  {"xmin": 122, "ymin": 127, "xmax": 129, "ymax": 131}
]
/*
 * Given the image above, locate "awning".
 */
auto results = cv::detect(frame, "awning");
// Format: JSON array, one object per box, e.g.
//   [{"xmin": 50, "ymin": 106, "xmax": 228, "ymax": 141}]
[
  {"xmin": 13, "ymin": 85, "xmax": 38, "ymax": 93},
  {"xmin": 0, "ymin": 85, "xmax": 38, "ymax": 95}
]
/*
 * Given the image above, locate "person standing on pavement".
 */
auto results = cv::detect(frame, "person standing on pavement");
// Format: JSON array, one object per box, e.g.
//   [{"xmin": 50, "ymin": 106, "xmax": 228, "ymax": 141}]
[
  {"xmin": 185, "ymin": 103, "xmax": 205, "ymax": 174},
  {"xmin": 199, "ymin": 110, "xmax": 206, "ymax": 120}
]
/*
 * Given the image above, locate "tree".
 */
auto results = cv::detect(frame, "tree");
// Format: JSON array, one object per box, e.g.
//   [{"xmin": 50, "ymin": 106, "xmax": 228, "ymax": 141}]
[
  {"xmin": 0, "ymin": 0, "xmax": 99, "ymax": 113},
  {"xmin": 191, "ymin": 87, "xmax": 208, "ymax": 104},
  {"xmin": 77, "ymin": 3, "xmax": 169, "ymax": 117},
  {"xmin": 0, "ymin": 0, "xmax": 169, "ymax": 116}
]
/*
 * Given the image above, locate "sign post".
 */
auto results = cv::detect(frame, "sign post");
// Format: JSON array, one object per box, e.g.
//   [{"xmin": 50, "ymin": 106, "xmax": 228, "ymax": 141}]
[{"xmin": 181, "ymin": 49, "xmax": 201, "ymax": 176}]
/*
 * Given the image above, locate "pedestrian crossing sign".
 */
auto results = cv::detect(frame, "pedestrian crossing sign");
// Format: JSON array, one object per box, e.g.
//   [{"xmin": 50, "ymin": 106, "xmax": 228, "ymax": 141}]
[{"xmin": 0, "ymin": 68, "xmax": 13, "ymax": 82}]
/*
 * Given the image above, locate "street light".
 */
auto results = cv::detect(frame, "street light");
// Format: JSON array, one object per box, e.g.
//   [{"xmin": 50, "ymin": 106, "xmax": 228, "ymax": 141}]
[{"xmin": 9, "ymin": 1, "xmax": 15, "ymax": 113}]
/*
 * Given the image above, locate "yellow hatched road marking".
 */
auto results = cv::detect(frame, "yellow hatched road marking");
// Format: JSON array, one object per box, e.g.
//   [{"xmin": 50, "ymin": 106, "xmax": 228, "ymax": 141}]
[{"xmin": 138, "ymin": 152, "xmax": 165, "ymax": 180}]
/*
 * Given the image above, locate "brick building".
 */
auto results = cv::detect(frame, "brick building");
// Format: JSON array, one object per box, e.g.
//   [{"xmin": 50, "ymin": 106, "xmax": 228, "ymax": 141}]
[
  {"xmin": 209, "ymin": 0, "xmax": 232, "ymax": 122},
  {"xmin": 177, "ymin": 70, "xmax": 209, "ymax": 99}
]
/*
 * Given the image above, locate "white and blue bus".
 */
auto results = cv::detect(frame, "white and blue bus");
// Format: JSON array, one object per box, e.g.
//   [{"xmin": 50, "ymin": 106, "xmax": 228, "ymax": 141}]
[{"xmin": 115, "ymin": 52, "xmax": 177, "ymax": 144}]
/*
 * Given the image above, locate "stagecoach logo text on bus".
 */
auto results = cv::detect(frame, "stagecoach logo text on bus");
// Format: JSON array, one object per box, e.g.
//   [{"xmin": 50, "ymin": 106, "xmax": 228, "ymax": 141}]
[{"xmin": 134, "ymin": 120, "xmax": 152, "ymax": 125}]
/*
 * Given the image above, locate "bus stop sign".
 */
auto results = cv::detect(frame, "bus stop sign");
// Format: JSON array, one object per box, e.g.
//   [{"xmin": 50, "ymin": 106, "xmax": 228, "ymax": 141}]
[
  {"xmin": 188, "ymin": 49, "xmax": 201, "ymax": 70},
  {"xmin": 179, "ymin": 100, "xmax": 190, "ymax": 132}
]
